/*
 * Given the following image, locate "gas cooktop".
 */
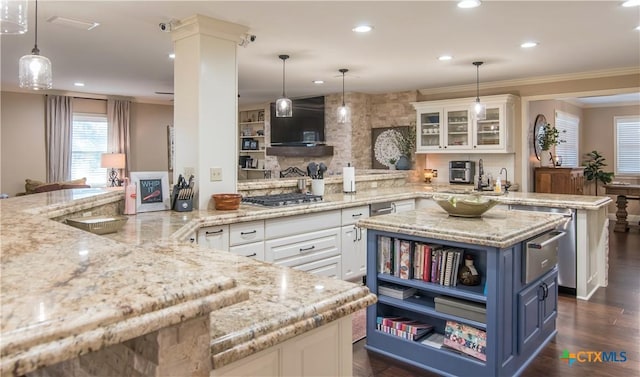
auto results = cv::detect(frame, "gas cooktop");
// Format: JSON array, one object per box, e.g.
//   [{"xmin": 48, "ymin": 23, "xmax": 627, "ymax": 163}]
[{"xmin": 242, "ymin": 193, "xmax": 323, "ymax": 207}]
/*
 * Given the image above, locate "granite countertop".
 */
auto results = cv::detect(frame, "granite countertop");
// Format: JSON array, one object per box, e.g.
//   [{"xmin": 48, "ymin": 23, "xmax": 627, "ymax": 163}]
[
  {"xmin": 357, "ymin": 208, "xmax": 568, "ymax": 248},
  {"xmin": 0, "ymin": 181, "xmax": 611, "ymax": 374},
  {"xmin": 0, "ymin": 189, "xmax": 376, "ymax": 374}
]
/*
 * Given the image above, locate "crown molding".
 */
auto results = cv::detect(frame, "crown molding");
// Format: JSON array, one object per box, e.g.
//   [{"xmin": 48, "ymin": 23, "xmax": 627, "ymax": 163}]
[{"xmin": 418, "ymin": 67, "xmax": 640, "ymax": 96}]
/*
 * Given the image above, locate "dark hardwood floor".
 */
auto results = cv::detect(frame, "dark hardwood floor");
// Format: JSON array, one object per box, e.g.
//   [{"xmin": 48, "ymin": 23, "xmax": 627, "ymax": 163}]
[{"xmin": 352, "ymin": 228, "xmax": 640, "ymax": 377}]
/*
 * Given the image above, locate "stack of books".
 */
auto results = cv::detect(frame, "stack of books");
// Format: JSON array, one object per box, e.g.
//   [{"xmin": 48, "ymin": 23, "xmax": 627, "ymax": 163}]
[
  {"xmin": 378, "ymin": 284, "xmax": 416, "ymax": 299},
  {"xmin": 376, "ymin": 316, "xmax": 434, "ymax": 341}
]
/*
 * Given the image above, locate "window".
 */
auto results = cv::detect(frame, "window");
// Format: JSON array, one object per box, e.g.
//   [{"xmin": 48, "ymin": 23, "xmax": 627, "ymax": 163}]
[
  {"xmin": 615, "ymin": 116, "xmax": 640, "ymax": 176},
  {"xmin": 554, "ymin": 111, "xmax": 579, "ymax": 167},
  {"xmin": 71, "ymin": 113, "xmax": 108, "ymax": 187}
]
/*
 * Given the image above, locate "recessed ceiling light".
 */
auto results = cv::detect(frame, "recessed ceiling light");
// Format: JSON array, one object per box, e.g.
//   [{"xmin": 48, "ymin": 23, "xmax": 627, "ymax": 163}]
[
  {"xmin": 352, "ymin": 25, "xmax": 373, "ymax": 33},
  {"xmin": 457, "ymin": 0, "xmax": 481, "ymax": 9},
  {"xmin": 169, "ymin": 53, "xmax": 175, "ymax": 59},
  {"xmin": 74, "ymin": 82, "xmax": 85, "ymax": 87},
  {"xmin": 622, "ymin": 0, "xmax": 640, "ymax": 7},
  {"xmin": 47, "ymin": 16, "xmax": 99, "ymax": 30},
  {"xmin": 312, "ymin": 80, "xmax": 324, "ymax": 84},
  {"xmin": 438, "ymin": 55, "xmax": 453, "ymax": 61},
  {"xmin": 636, "ymin": 25, "xmax": 640, "ymax": 30},
  {"xmin": 521, "ymin": 41, "xmax": 538, "ymax": 48}
]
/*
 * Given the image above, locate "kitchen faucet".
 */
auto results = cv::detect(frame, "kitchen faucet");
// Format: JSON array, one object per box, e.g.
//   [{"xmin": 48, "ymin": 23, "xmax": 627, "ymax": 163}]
[{"xmin": 499, "ymin": 167, "xmax": 509, "ymax": 191}]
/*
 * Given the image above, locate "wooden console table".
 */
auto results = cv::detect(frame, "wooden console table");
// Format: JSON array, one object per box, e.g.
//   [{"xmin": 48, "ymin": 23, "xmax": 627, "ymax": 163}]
[{"xmin": 604, "ymin": 184, "xmax": 640, "ymax": 232}]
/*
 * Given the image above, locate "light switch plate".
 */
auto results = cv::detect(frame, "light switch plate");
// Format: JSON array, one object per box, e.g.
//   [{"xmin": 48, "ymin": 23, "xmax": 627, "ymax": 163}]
[{"xmin": 210, "ymin": 167, "xmax": 222, "ymax": 181}]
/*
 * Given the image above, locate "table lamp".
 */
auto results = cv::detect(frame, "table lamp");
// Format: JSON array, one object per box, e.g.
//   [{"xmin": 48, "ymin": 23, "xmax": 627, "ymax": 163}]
[
  {"xmin": 101, "ymin": 153, "xmax": 126, "ymax": 187},
  {"xmin": 423, "ymin": 169, "xmax": 434, "ymax": 183}
]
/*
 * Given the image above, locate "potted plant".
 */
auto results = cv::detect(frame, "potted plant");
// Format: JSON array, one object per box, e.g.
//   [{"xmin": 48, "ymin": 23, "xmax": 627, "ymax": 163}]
[
  {"xmin": 388, "ymin": 158, "xmax": 397, "ymax": 170},
  {"xmin": 537, "ymin": 123, "xmax": 565, "ymax": 167},
  {"xmin": 393, "ymin": 126, "xmax": 416, "ymax": 170},
  {"xmin": 583, "ymin": 150, "xmax": 613, "ymax": 196}
]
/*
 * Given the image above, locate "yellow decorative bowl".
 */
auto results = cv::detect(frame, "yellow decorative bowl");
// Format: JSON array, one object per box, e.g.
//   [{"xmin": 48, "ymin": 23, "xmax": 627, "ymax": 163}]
[{"xmin": 433, "ymin": 195, "xmax": 499, "ymax": 218}]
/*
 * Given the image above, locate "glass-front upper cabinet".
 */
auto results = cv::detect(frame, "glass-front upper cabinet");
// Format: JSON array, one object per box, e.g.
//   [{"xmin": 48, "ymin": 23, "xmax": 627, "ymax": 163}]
[
  {"xmin": 418, "ymin": 111, "xmax": 442, "ymax": 150},
  {"xmin": 413, "ymin": 94, "xmax": 517, "ymax": 154},
  {"xmin": 444, "ymin": 108, "xmax": 471, "ymax": 150},
  {"xmin": 473, "ymin": 103, "xmax": 505, "ymax": 150}
]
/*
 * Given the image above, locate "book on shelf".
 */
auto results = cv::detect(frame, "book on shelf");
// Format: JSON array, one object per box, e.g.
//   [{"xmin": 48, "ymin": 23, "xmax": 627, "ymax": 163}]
[
  {"xmin": 443, "ymin": 320, "xmax": 487, "ymax": 362},
  {"xmin": 378, "ymin": 236, "xmax": 392, "ymax": 274},
  {"xmin": 399, "ymin": 240, "xmax": 412, "ymax": 279},
  {"xmin": 413, "ymin": 242, "xmax": 423, "ymax": 281},
  {"xmin": 443, "ymin": 250, "xmax": 455, "ymax": 287},
  {"xmin": 378, "ymin": 284, "xmax": 417, "ymax": 299},
  {"xmin": 420, "ymin": 332, "xmax": 445, "ymax": 349}
]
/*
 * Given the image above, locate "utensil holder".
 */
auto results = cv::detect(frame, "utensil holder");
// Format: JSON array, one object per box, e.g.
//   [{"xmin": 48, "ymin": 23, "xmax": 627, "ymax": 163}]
[{"xmin": 311, "ymin": 179, "xmax": 325, "ymax": 196}]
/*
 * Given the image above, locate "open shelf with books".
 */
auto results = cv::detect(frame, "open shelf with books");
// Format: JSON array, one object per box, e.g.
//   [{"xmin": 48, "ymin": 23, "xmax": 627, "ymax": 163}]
[{"xmin": 364, "ymin": 229, "xmax": 558, "ymax": 377}]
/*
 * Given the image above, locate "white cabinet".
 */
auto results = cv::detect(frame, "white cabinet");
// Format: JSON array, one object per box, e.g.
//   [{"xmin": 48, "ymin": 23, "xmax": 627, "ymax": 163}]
[
  {"xmin": 413, "ymin": 94, "xmax": 518, "ymax": 154},
  {"xmin": 265, "ymin": 210, "xmax": 342, "ymax": 278},
  {"xmin": 211, "ymin": 316, "xmax": 352, "ymax": 377},
  {"xmin": 197, "ymin": 225, "xmax": 229, "ymax": 251},
  {"xmin": 341, "ymin": 205, "xmax": 369, "ymax": 281},
  {"xmin": 230, "ymin": 220, "xmax": 265, "ymax": 261}
]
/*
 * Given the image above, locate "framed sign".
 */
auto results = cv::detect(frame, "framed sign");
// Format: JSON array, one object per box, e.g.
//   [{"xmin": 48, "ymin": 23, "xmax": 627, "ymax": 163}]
[{"xmin": 130, "ymin": 171, "xmax": 170, "ymax": 212}]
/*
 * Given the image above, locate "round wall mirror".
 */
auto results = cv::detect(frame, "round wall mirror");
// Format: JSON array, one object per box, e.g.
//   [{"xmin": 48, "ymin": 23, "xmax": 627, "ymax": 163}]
[{"xmin": 533, "ymin": 114, "xmax": 547, "ymax": 161}]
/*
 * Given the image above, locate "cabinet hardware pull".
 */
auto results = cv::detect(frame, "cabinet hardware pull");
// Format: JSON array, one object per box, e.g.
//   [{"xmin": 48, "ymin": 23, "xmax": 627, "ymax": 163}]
[
  {"xmin": 542, "ymin": 282, "xmax": 549, "ymax": 299},
  {"xmin": 373, "ymin": 207, "xmax": 393, "ymax": 214},
  {"xmin": 247, "ymin": 253, "xmax": 257, "ymax": 257},
  {"xmin": 189, "ymin": 238, "xmax": 196, "ymax": 243},
  {"xmin": 299, "ymin": 245, "xmax": 315, "ymax": 253},
  {"xmin": 352, "ymin": 213, "xmax": 362, "ymax": 217},
  {"xmin": 528, "ymin": 231, "xmax": 566, "ymax": 249},
  {"xmin": 206, "ymin": 229, "xmax": 223, "ymax": 235},
  {"xmin": 240, "ymin": 230, "xmax": 257, "ymax": 235}
]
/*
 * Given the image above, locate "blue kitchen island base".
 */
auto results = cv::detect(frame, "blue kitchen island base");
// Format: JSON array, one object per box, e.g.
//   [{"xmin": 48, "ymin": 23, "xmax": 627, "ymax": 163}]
[{"xmin": 358, "ymin": 209, "xmax": 564, "ymax": 377}]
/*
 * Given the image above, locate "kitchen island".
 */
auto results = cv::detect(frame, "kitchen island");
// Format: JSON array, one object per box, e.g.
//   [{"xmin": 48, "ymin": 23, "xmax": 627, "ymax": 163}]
[
  {"xmin": 0, "ymin": 190, "xmax": 375, "ymax": 376},
  {"xmin": 358, "ymin": 208, "xmax": 568, "ymax": 376}
]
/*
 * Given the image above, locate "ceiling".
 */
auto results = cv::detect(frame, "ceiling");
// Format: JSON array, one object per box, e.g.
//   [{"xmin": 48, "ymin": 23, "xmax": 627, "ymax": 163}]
[{"xmin": 1, "ymin": 1, "xmax": 639, "ymax": 106}]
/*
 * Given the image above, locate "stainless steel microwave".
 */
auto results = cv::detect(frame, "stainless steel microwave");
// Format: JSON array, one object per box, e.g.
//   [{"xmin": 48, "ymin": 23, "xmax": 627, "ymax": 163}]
[{"xmin": 449, "ymin": 161, "xmax": 475, "ymax": 184}]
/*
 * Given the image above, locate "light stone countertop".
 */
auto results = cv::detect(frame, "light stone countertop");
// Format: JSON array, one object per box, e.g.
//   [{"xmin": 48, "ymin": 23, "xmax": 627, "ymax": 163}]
[
  {"xmin": 357, "ymin": 208, "xmax": 568, "ymax": 248},
  {"xmin": 0, "ymin": 189, "xmax": 375, "ymax": 375},
  {"xmin": 0, "ymin": 182, "xmax": 611, "ymax": 374}
]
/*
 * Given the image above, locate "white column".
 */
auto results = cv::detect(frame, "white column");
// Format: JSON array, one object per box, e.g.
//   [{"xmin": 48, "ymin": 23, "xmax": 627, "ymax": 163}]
[{"xmin": 172, "ymin": 15, "xmax": 248, "ymax": 209}]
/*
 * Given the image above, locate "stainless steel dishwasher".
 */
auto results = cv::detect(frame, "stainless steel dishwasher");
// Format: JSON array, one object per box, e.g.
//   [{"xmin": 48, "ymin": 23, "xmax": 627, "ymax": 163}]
[{"xmin": 510, "ymin": 205, "xmax": 576, "ymax": 294}]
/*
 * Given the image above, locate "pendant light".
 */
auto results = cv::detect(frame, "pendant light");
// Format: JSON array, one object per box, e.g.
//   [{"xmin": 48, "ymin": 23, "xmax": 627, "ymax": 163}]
[
  {"xmin": 472, "ymin": 61, "xmax": 486, "ymax": 120},
  {"xmin": 19, "ymin": 0, "xmax": 52, "ymax": 90},
  {"xmin": 275, "ymin": 54, "xmax": 292, "ymax": 117},
  {"xmin": 337, "ymin": 68, "xmax": 349, "ymax": 124},
  {"xmin": 1, "ymin": 0, "xmax": 28, "ymax": 34}
]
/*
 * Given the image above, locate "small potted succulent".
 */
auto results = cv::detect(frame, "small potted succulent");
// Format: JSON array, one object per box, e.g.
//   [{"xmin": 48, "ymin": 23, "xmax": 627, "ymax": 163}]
[{"xmin": 388, "ymin": 158, "xmax": 397, "ymax": 170}]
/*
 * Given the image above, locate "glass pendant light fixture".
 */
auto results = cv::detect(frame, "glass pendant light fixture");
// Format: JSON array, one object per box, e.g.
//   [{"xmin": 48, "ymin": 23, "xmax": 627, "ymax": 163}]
[
  {"xmin": 472, "ymin": 61, "xmax": 486, "ymax": 120},
  {"xmin": 337, "ymin": 68, "xmax": 349, "ymax": 124},
  {"xmin": 19, "ymin": 0, "xmax": 52, "ymax": 90},
  {"xmin": 1, "ymin": 0, "xmax": 28, "ymax": 34},
  {"xmin": 275, "ymin": 54, "xmax": 292, "ymax": 117}
]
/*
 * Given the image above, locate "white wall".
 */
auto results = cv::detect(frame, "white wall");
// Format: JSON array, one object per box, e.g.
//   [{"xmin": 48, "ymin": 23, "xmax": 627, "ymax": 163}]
[
  {"xmin": 1, "ymin": 92, "xmax": 46, "ymax": 196},
  {"xmin": 0, "ymin": 91, "xmax": 173, "ymax": 196}
]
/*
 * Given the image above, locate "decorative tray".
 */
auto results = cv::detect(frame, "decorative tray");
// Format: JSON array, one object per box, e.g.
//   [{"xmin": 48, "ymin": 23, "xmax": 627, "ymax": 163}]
[{"xmin": 65, "ymin": 216, "xmax": 129, "ymax": 235}]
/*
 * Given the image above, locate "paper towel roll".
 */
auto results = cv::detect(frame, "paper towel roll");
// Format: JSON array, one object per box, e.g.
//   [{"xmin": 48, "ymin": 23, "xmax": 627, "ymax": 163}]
[{"xmin": 343, "ymin": 165, "xmax": 356, "ymax": 193}]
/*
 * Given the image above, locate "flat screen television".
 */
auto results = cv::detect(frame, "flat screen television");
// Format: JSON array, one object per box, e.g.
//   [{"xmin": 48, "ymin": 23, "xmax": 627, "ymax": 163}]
[{"xmin": 270, "ymin": 96, "xmax": 325, "ymax": 146}]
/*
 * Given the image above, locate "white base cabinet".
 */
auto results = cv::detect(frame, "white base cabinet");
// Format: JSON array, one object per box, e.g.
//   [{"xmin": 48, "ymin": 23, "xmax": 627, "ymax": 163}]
[
  {"xmin": 211, "ymin": 315, "xmax": 352, "ymax": 376},
  {"xmin": 341, "ymin": 205, "xmax": 370, "ymax": 281},
  {"xmin": 265, "ymin": 210, "xmax": 342, "ymax": 278},
  {"xmin": 197, "ymin": 225, "xmax": 230, "ymax": 251}
]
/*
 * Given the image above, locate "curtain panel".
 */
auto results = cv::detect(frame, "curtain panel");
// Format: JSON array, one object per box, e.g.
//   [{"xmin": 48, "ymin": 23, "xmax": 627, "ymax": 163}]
[
  {"xmin": 45, "ymin": 95, "xmax": 73, "ymax": 182},
  {"xmin": 107, "ymin": 99, "xmax": 131, "ymax": 178}
]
